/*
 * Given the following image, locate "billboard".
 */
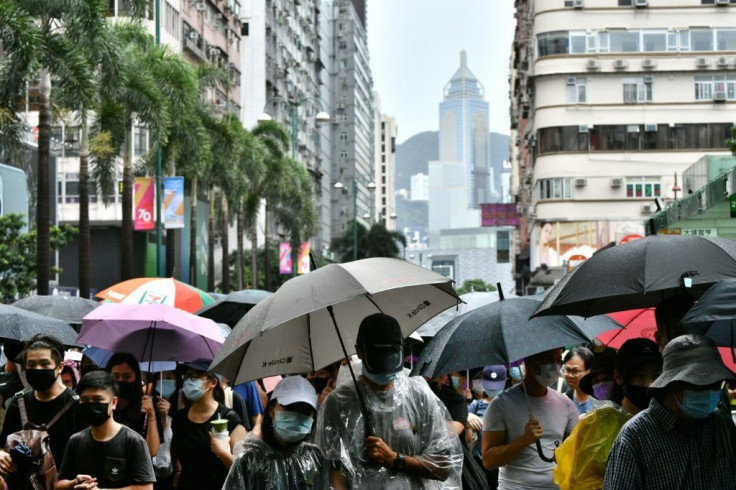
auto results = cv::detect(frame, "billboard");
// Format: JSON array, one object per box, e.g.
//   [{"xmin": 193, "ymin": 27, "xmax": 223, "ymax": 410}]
[
  {"xmin": 279, "ymin": 242, "xmax": 292, "ymax": 274},
  {"xmin": 532, "ymin": 220, "xmax": 645, "ymax": 269},
  {"xmin": 134, "ymin": 177, "xmax": 155, "ymax": 231},
  {"xmin": 481, "ymin": 203, "xmax": 519, "ymax": 227},
  {"xmin": 297, "ymin": 242, "xmax": 310, "ymax": 275},
  {"xmin": 163, "ymin": 177, "xmax": 185, "ymax": 229}
]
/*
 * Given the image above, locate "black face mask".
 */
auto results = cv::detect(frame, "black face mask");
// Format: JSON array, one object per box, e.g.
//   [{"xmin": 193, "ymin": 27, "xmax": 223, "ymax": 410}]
[
  {"xmin": 78, "ymin": 402, "xmax": 111, "ymax": 427},
  {"xmin": 311, "ymin": 377, "xmax": 329, "ymax": 395},
  {"xmin": 116, "ymin": 381, "xmax": 136, "ymax": 399},
  {"xmin": 26, "ymin": 367, "xmax": 59, "ymax": 392},
  {"xmin": 624, "ymin": 384, "xmax": 652, "ymax": 411}
]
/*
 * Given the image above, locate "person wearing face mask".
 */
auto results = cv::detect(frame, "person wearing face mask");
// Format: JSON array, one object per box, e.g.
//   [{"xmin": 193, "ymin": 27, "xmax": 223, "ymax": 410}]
[
  {"xmin": 482, "ymin": 348, "xmax": 578, "ymax": 490},
  {"xmin": 170, "ymin": 363, "xmax": 246, "ymax": 490},
  {"xmin": 314, "ymin": 313, "xmax": 463, "ymax": 488},
  {"xmin": 306, "ymin": 363, "xmax": 339, "ymax": 406},
  {"xmin": 223, "ymin": 376, "xmax": 327, "ymax": 489},
  {"xmin": 0, "ymin": 335, "xmax": 80, "ymax": 475},
  {"xmin": 605, "ymin": 334, "xmax": 736, "ymax": 489},
  {"xmin": 56, "ymin": 370, "xmax": 156, "ymax": 490},
  {"xmin": 469, "ymin": 366, "xmax": 506, "ymax": 489}
]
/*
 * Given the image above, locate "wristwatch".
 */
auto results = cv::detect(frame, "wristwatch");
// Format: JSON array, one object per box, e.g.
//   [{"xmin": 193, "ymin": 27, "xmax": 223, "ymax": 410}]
[{"xmin": 393, "ymin": 452, "xmax": 406, "ymax": 471}]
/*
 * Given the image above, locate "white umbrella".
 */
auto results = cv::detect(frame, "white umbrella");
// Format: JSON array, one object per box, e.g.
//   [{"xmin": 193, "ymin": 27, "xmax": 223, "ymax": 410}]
[{"xmin": 416, "ymin": 290, "xmax": 508, "ymax": 337}]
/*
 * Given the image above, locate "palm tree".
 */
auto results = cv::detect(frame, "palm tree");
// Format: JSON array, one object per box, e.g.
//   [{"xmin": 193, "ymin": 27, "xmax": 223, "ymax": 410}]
[{"xmin": 331, "ymin": 221, "xmax": 406, "ymax": 262}]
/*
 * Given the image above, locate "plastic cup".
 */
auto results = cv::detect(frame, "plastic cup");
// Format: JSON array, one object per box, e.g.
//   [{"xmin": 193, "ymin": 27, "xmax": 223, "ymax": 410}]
[{"xmin": 211, "ymin": 418, "xmax": 229, "ymax": 438}]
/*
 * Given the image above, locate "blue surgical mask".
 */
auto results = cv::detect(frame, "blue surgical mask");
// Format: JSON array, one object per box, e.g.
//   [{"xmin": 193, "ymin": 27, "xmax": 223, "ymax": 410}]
[
  {"xmin": 362, "ymin": 370, "xmax": 397, "ymax": 386},
  {"xmin": 676, "ymin": 389, "xmax": 720, "ymax": 419},
  {"xmin": 484, "ymin": 389, "xmax": 501, "ymax": 398},
  {"xmin": 156, "ymin": 379, "xmax": 176, "ymax": 399},
  {"xmin": 182, "ymin": 378, "xmax": 209, "ymax": 401},
  {"xmin": 509, "ymin": 366, "xmax": 523, "ymax": 382},
  {"xmin": 273, "ymin": 410, "xmax": 314, "ymax": 443},
  {"xmin": 593, "ymin": 381, "xmax": 614, "ymax": 400},
  {"xmin": 451, "ymin": 376, "xmax": 462, "ymax": 389}
]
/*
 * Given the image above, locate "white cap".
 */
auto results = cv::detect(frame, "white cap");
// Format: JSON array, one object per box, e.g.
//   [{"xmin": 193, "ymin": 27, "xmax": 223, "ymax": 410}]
[{"xmin": 272, "ymin": 376, "xmax": 317, "ymax": 410}]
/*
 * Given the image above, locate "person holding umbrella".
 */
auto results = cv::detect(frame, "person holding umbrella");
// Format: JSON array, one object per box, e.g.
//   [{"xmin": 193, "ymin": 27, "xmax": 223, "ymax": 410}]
[
  {"xmin": 315, "ymin": 313, "xmax": 463, "ymax": 488},
  {"xmin": 604, "ymin": 334, "xmax": 736, "ymax": 489}
]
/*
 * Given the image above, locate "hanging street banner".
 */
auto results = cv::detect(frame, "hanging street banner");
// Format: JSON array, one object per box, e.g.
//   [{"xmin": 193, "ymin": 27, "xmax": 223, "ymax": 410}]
[
  {"xmin": 279, "ymin": 242, "xmax": 292, "ymax": 274},
  {"xmin": 164, "ymin": 177, "xmax": 185, "ymax": 229},
  {"xmin": 134, "ymin": 177, "xmax": 155, "ymax": 231},
  {"xmin": 298, "ymin": 242, "xmax": 310, "ymax": 275}
]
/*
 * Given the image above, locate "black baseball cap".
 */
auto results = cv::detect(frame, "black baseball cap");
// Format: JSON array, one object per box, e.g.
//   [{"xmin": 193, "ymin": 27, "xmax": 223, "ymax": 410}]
[
  {"xmin": 356, "ymin": 313, "xmax": 404, "ymax": 375},
  {"xmin": 615, "ymin": 338, "xmax": 661, "ymax": 380}
]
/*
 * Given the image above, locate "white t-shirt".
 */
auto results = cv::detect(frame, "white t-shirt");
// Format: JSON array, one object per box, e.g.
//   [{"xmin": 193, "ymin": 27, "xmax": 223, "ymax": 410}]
[{"xmin": 483, "ymin": 384, "xmax": 578, "ymax": 490}]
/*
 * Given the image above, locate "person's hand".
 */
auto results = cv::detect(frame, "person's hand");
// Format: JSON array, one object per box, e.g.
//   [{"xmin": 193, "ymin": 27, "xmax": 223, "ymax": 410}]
[
  {"xmin": 317, "ymin": 377, "xmax": 337, "ymax": 405},
  {"xmin": 463, "ymin": 387, "xmax": 473, "ymax": 401},
  {"xmin": 141, "ymin": 395, "xmax": 155, "ymax": 417},
  {"xmin": 466, "ymin": 413, "xmax": 483, "ymax": 432},
  {"xmin": 0, "ymin": 450, "xmax": 17, "ymax": 474},
  {"xmin": 155, "ymin": 395, "xmax": 170, "ymax": 417},
  {"xmin": 522, "ymin": 415, "xmax": 544, "ymax": 445},
  {"xmin": 209, "ymin": 432, "xmax": 231, "ymax": 458},
  {"xmin": 364, "ymin": 436, "xmax": 398, "ymax": 468},
  {"xmin": 72, "ymin": 474, "xmax": 98, "ymax": 489}
]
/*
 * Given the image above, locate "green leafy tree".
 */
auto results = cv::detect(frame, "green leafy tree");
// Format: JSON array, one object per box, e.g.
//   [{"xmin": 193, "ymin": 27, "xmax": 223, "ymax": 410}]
[
  {"xmin": 331, "ymin": 221, "xmax": 407, "ymax": 263},
  {"xmin": 0, "ymin": 214, "xmax": 77, "ymax": 302},
  {"xmin": 456, "ymin": 279, "xmax": 497, "ymax": 295}
]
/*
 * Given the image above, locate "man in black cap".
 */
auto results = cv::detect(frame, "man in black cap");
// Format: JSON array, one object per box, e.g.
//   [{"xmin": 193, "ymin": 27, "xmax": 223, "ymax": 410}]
[
  {"xmin": 604, "ymin": 334, "xmax": 736, "ymax": 489},
  {"xmin": 315, "ymin": 313, "xmax": 462, "ymax": 489}
]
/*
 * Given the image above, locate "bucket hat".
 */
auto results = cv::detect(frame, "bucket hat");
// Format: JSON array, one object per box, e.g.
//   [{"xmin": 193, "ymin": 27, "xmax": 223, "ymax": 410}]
[{"xmin": 648, "ymin": 334, "xmax": 735, "ymax": 390}]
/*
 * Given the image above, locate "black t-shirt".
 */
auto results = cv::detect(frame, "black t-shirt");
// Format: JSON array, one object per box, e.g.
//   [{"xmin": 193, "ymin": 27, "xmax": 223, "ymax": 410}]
[
  {"xmin": 434, "ymin": 385, "xmax": 469, "ymax": 425},
  {"xmin": 0, "ymin": 388, "xmax": 79, "ymax": 464},
  {"xmin": 171, "ymin": 404, "xmax": 241, "ymax": 490},
  {"xmin": 58, "ymin": 425, "xmax": 156, "ymax": 488}
]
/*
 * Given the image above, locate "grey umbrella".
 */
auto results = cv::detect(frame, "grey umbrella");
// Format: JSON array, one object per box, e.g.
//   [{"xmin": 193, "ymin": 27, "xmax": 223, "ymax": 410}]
[
  {"xmin": 13, "ymin": 295, "xmax": 99, "ymax": 328},
  {"xmin": 196, "ymin": 289, "xmax": 273, "ymax": 328},
  {"xmin": 0, "ymin": 305, "xmax": 80, "ymax": 345},
  {"xmin": 416, "ymin": 291, "xmax": 505, "ymax": 337}
]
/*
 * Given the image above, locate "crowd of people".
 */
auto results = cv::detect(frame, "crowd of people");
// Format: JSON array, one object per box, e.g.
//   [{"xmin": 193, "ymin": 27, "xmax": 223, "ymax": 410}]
[{"xmin": 0, "ymin": 296, "xmax": 732, "ymax": 489}]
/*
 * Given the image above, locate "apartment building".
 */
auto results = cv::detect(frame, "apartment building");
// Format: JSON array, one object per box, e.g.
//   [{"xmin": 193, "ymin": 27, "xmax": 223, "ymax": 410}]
[{"xmin": 374, "ymin": 93, "xmax": 398, "ymax": 230}]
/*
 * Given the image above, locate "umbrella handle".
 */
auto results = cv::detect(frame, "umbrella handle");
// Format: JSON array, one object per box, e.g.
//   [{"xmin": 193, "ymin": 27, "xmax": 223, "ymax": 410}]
[
  {"xmin": 536, "ymin": 439, "xmax": 558, "ymax": 463},
  {"xmin": 327, "ymin": 305, "xmax": 375, "ymax": 437}
]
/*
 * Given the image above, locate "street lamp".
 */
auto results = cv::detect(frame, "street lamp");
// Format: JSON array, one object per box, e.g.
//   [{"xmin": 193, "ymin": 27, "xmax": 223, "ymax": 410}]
[
  {"xmin": 334, "ymin": 178, "xmax": 376, "ymax": 261},
  {"xmin": 257, "ymin": 97, "xmax": 330, "ymax": 159},
  {"xmin": 409, "ymin": 252, "xmax": 433, "ymax": 268}
]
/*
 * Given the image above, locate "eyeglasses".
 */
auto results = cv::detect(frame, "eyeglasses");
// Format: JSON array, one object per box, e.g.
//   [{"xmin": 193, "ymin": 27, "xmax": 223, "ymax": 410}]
[
  {"xmin": 183, "ymin": 372, "xmax": 207, "ymax": 381},
  {"xmin": 561, "ymin": 367, "xmax": 586, "ymax": 377}
]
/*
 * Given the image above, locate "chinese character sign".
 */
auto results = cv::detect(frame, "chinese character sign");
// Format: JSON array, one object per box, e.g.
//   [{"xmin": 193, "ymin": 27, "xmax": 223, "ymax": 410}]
[
  {"xmin": 279, "ymin": 242, "xmax": 292, "ymax": 274},
  {"xmin": 298, "ymin": 243, "xmax": 310, "ymax": 275},
  {"xmin": 134, "ymin": 177, "xmax": 155, "ymax": 230},
  {"xmin": 481, "ymin": 203, "xmax": 520, "ymax": 227},
  {"xmin": 163, "ymin": 177, "xmax": 185, "ymax": 229}
]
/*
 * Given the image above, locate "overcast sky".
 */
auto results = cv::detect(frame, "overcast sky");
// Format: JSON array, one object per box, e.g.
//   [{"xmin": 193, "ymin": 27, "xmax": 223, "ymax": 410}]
[{"xmin": 367, "ymin": 1, "xmax": 515, "ymax": 144}]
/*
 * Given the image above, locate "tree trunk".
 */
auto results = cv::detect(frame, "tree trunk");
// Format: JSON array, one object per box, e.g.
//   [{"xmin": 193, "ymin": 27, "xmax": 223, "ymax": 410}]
[
  {"xmin": 78, "ymin": 121, "xmax": 90, "ymax": 298},
  {"xmin": 264, "ymin": 203, "xmax": 271, "ymax": 291},
  {"xmin": 221, "ymin": 193, "xmax": 230, "ymax": 293},
  {"xmin": 250, "ymin": 221, "xmax": 258, "ymax": 289},
  {"xmin": 189, "ymin": 176, "xmax": 198, "ymax": 286},
  {"xmin": 207, "ymin": 186, "xmax": 215, "ymax": 292},
  {"xmin": 120, "ymin": 118, "xmax": 134, "ymax": 280},
  {"xmin": 36, "ymin": 68, "xmax": 51, "ymax": 296},
  {"xmin": 236, "ymin": 201, "xmax": 244, "ymax": 290},
  {"xmin": 166, "ymin": 229, "xmax": 175, "ymax": 277}
]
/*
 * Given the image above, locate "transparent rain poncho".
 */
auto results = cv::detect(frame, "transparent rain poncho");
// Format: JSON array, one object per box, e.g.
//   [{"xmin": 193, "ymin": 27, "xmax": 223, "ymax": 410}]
[
  {"xmin": 314, "ymin": 372, "xmax": 463, "ymax": 489},
  {"xmin": 223, "ymin": 432, "xmax": 328, "ymax": 490}
]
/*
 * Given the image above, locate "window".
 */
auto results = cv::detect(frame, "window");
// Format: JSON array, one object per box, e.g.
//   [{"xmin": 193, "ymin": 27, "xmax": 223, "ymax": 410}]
[
  {"xmin": 618, "ymin": 0, "xmax": 632, "ymax": 4},
  {"xmin": 431, "ymin": 261, "xmax": 455, "ymax": 281},
  {"xmin": 566, "ymin": 77, "xmax": 587, "ymax": 103},
  {"xmin": 691, "ymin": 29, "xmax": 713, "ymax": 51},
  {"xmin": 623, "ymin": 77, "xmax": 652, "ymax": 103},
  {"xmin": 610, "ymin": 31, "xmax": 640, "ymax": 52},
  {"xmin": 339, "ymin": 41, "xmax": 347, "ymax": 49},
  {"xmin": 569, "ymin": 32, "xmax": 587, "ymax": 54},
  {"xmin": 538, "ymin": 178, "xmax": 573, "ymax": 200},
  {"xmin": 537, "ymin": 31, "xmax": 568, "ymax": 57},
  {"xmin": 340, "ymin": 150, "xmax": 348, "ymax": 159},
  {"xmin": 667, "ymin": 31, "xmax": 690, "ymax": 52},
  {"xmin": 695, "ymin": 74, "xmax": 736, "ymax": 100},
  {"xmin": 642, "ymin": 31, "xmax": 667, "ymax": 52},
  {"xmin": 497, "ymin": 230, "xmax": 510, "ymax": 263},
  {"xmin": 626, "ymin": 177, "xmax": 661, "ymax": 198},
  {"xmin": 339, "ymin": 132, "xmax": 348, "ymax": 141},
  {"xmin": 717, "ymin": 30, "xmax": 736, "ymax": 51}
]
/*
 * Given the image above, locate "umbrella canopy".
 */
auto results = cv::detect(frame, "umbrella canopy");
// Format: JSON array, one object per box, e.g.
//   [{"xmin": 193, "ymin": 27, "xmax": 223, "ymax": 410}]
[
  {"xmin": 412, "ymin": 297, "xmax": 621, "ymax": 379},
  {"xmin": 79, "ymin": 303, "xmax": 225, "ymax": 363},
  {"xmin": 533, "ymin": 235, "xmax": 736, "ymax": 318},
  {"xmin": 196, "ymin": 289, "xmax": 273, "ymax": 327},
  {"xmin": 0, "ymin": 305, "xmax": 80, "ymax": 345},
  {"xmin": 210, "ymin": 258, "xmax": 460, "ymax": 384},
  {"xmin": 416, "ymin": 291, "xmax": 505, "ymax": 337},
  {"xmin": 96, "ymin": 277, "xmax": 215, "ymax": 313},
  {"xmin": 82, "ymin": 346, "xmax": 177, "ymax": 373},
  {"xmin": 13, "ymin": 295, "xmax": 99, "ymax": 327},
  {"xmin": 597, "ymin": 309, "xmax": 658, "ymax": 349},
  {"xmin": 679, "ymin": 278, "xmax": 736, "ymax": 347}
]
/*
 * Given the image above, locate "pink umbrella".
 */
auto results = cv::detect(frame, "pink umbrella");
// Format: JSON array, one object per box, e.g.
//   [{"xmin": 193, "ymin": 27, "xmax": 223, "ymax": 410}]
[{"xmin": 79, "ymin": 303, "xmax": 225, "ymax": 363}]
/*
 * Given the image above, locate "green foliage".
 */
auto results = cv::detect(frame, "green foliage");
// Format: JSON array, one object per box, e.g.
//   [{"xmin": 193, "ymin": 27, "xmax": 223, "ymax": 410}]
[
  {"xmin": 0, "ymin": 214, "xmax": 77, "ymax": 302},
  {"xmin": 219, "ymin": 247, "xmax": 288, "ymax": 292},
  {"xmin": 331, "ymin": 220, "xmax": 407, "ymax": 263},
  {"xmin": 456, "ymin": 279, "xmax": 497, "ymax": 295},
  {"xmin": 728, "ymin": 126, "xmax": 736, "ymax": 156}
]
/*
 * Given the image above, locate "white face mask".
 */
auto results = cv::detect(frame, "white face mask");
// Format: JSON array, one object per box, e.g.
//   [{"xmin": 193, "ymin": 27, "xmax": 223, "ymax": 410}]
[{"xmin": 531, "ymin": 360, "xmax": 561, "ymax": 387}]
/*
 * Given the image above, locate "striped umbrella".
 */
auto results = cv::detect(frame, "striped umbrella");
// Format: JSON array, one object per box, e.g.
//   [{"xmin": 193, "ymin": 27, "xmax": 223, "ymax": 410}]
[{"xmin": 96, "ymin": 277, "xmax": 214, "ymax": 313}]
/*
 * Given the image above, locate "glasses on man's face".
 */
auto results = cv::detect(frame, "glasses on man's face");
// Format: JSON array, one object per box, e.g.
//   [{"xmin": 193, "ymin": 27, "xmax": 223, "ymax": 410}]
[
  {"xmin": 183, "ymin": 372, "xmax": 207, "ymax": 381},
  {"xmin": 561, "ymin": 367, "xmax": 586, "ymax": 377}
]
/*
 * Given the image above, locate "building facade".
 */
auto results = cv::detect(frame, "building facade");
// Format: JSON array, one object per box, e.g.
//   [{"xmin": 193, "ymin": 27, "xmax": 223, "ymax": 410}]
[
  {"xmin": 374, "ymin": 93, "xmax": 398, "ymax": 230},
  {"xmin": 511, "ymin": 0, "xmax": 736, "ymax": 288}
]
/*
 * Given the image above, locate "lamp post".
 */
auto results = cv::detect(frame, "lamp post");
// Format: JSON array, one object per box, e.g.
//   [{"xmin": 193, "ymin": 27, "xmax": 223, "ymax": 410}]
[
  {"xmin": 154, "ymin": 0, "xmax": 163, "ymax": 277},
  {"xmin": 257, "ymin": 97, "xmax": 330, "ymax": 159},
  {"xmin": 334, "ymin": 178, "xmax": 376, "ymax": 261},
  {"xmin": 409, "ymin": 252, "xmax": 433, "ymax": 269}
]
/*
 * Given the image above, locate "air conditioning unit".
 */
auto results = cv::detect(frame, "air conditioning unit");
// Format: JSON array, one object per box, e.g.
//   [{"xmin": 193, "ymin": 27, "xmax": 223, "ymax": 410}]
[
  {"xmin": 641, "ymin": 204, "xmax": 655, "ymax": 214},
  {"xmin": 611, "ymin": 178, "xmax": 623, "ymax": 188},
  {"xmin": 578, "ymin": 125, "xmax": 589, "ymax": 133},
  {"xmin": 567, "ymin": 76, "xmax": 577, "ymax": 85},
  {"xmin": 644, "ymin": 123, "xmax": 658, "ymax": 132},
  {"xmin": 634, "ymin": 0, "xmax": 648, "ymax": 7},
  {"xmin": 195, "ymin": 3, "xmax": 206, "ymax": 10},
  {"xmin": 575, "ymin": 178, "xmax": 588, "ymax": 187},
  {"xmin": 644, "ymin": 75, "xmax": 654, "ymax": 84},
  {"xmin": 642, "ymin": 59, "xmax": 657, "ymax": 69},
  {"xmin": 697, "ymin": 57, "xmax": 711, "ymax": 68},
  {"xmin": 209, "ymin": 47, "xmax": 219, "ymax": 57},
  {"xmin": 717, "ymin": 57, "xmax": 730, "ymax": 67},
  {"xmin": 716, "ymin": 0, "xmax": 730, "ymax": 5},
  {"xmin": 586, "ymin": 59, "xmax": 600, "ymax": 70},
  {"xmin": 188, "ymin": 31, "xmax": 199, "ymax": 39},
  {"xmin": 714, "ymin": 91, "xmax": 727, "ymax": 102},
  {"xmin": 525, "ymin": 134, "xmax": 537, "ymax": 148},
  {"xmin": 613, "ymin": 59, "xmax": 629, "ymax": 69},
  {"xmin": 573, "ymin": 0, "xmax": 584, "ymax": 8}
]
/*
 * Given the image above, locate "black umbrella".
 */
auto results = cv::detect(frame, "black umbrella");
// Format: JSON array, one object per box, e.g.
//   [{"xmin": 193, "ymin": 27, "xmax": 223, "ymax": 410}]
[
  {"xmin": 532, "ymin": 235, "xmax": 736, "ymax": 319},
  {"xmin": 679, "ymin": 278, "xmax": 736, "ymax": 349},
  {"xmin": 196, "ymin": 289, "xmax": 272, "ymax": 328},
  {"xmin": 0, "ymin": 305, "xmax": 79, "ymax": 345},
  {"xmin": 13, "ymin": 295, "xmax": 99, "ymax": 329}
]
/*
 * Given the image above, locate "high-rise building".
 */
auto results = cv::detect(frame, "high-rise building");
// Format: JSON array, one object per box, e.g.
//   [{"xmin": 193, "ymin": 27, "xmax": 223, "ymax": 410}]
[
  {"xmin": 511, "ymin": 0, "xmax": 736, "ymax": 291},
  {"xmin": 327, "ymin": 0, "xmax": 376, "ymax": 242},
  {"xmin": 374, "ymin": 93, "xmax": 398, "ymax": 230}
]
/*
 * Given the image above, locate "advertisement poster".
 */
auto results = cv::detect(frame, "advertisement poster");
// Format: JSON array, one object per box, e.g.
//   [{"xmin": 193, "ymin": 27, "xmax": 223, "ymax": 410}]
[
  {"xmin": 532, "ymin": 220, "xmax": 645, "ymax": 269},
  {"xmin": 279, "ymin": 242, "xmax": 292, "ymax": 274},
  {"xmin": 134, "ymin": 177, "xmax": 155, "ymax": 231},
  {"xmin": 297, "ymin": 242, "xmax": 310, "ymax": 275},
  {"xmin": 164, "ymin": 177, "xmax": 185, "ymax": 229},
  {"xmin": 481, "ymin": 203, "xmax": 520, "ymax": 227}
]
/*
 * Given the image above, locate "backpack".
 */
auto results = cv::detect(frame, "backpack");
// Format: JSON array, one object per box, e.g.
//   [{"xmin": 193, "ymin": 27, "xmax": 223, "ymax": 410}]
[{"xmin": 3, "ymin": 391, "xmax": 77, "ymax": 490}]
